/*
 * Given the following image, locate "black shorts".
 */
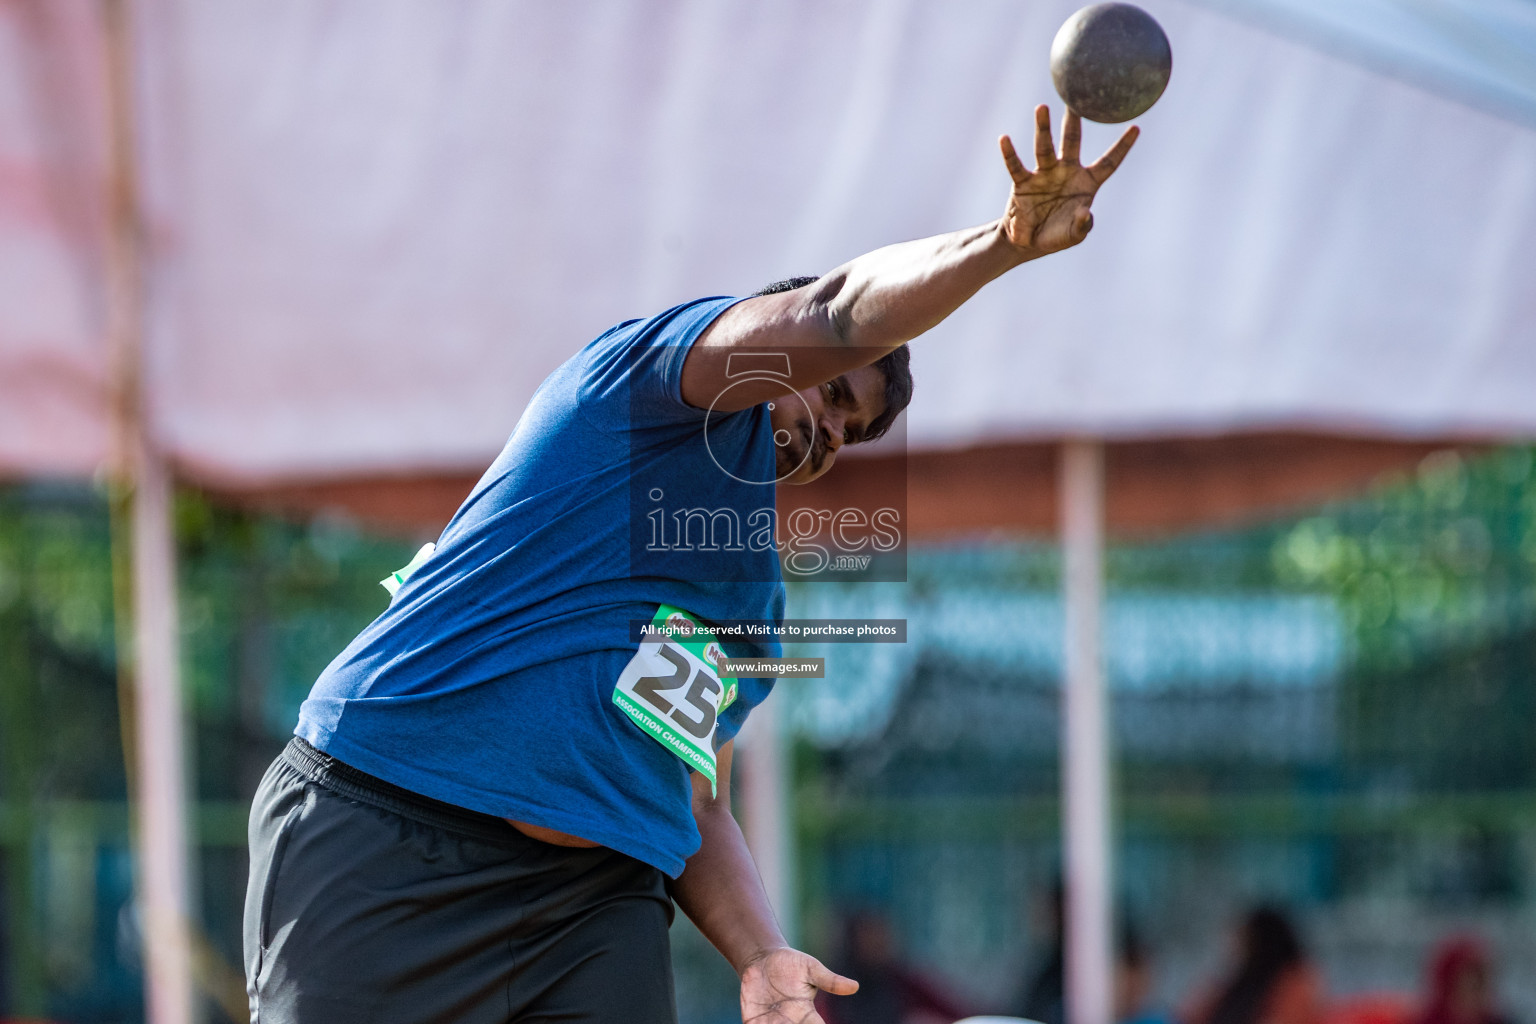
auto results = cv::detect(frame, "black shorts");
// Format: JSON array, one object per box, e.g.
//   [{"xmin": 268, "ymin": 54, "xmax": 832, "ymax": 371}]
[{"xmin": 244, "ymin": 738, "xmax": 679, "ymax": 1024}]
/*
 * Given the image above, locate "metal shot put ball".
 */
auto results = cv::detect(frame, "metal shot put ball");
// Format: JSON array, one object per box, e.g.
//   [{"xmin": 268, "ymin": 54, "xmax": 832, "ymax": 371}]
[{"xmin": 1050, "ymin": 3, "xmax": 1172, "ymax": 124}]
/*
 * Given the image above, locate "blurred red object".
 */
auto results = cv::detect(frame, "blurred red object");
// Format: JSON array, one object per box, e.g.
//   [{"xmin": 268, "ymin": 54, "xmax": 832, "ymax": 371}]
[
  {"xmin": 1322, "ymin": 993, "xmax": 1416, "ymax": 1024},
  {"xmin": 1415, "ymin": 936, "xmax": 1512, "ymax": 1024}
]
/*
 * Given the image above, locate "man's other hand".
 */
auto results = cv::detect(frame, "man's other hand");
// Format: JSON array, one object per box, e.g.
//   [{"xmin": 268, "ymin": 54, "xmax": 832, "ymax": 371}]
[
  {"xmin": 739, "ymin": 946, "xmax": 858, "ymax": 1024},
  {"xmin": 999, "ymin": 104, "xmax": 1138, "ymax": 255}
]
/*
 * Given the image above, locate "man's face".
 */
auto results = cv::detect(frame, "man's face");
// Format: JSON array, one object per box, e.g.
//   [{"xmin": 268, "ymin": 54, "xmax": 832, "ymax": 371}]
[{"xmin": 768, "ymin": 364, "xmax": 887, "ymax": 485}]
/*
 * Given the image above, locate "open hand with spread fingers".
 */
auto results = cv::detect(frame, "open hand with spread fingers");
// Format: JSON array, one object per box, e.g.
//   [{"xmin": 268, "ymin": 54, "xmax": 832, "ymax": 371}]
[{"xmin": 999, "ymin": 104, "xmax": 1138, "ymax": 256}]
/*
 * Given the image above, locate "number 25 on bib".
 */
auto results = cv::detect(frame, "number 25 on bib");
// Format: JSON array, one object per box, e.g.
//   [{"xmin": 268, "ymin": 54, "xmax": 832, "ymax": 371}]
[{"xmin": 612, "ymin": 605, "xmax": 739, "ymax": 796}]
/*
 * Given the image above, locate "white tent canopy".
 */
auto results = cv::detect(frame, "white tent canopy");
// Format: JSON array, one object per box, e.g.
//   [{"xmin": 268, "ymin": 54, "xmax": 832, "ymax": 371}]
[
  {"xmin": 2, "ymin": 4, "xmax": 1532, "ymax": 1024},
  {"xmin": 1216, "ymin": 0, "xmax": 1536, "ymax": 125},
  {"xmin": 3, "ymin": 0, "xmax": 1534, "ymax": 488}
]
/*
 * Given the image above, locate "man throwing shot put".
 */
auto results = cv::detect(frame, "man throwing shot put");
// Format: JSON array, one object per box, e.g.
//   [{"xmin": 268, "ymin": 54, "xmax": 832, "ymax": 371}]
[{"xmin": 244, "ymin": 105, "xmax": 1136, "ymax": 1024}]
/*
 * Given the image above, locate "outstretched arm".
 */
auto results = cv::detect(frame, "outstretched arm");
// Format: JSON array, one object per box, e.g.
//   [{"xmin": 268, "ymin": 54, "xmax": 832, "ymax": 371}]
[
  {"xmin": 681, "ymin": 105, "xmax": 1138, "ymax": 411},
  {"xmin": 670, "ymin": 742, "xmax": 858, "ymax": 1024}
]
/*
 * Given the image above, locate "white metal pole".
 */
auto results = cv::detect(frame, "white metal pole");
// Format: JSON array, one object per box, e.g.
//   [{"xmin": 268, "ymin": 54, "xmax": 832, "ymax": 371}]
[
  {"xmin": 103, "ymin": 1, "xmax": 196, "ymax": 1020},
  {"xmin": 132, "ymin": 450, "xmax": 195, "ymax": 1024},
  {"xmin": 1061, "ymin": 440, "xmax": 1112, "ymax": 1024},
  {"xmin": 738, "ymin": 694, "xmax": 796, "ymax": 944}
]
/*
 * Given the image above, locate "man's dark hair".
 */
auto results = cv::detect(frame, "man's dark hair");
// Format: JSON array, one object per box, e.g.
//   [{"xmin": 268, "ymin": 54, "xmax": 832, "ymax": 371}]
[{"xmin": 752, "ymin": 276, "xmax": 913, "ymax": 443}]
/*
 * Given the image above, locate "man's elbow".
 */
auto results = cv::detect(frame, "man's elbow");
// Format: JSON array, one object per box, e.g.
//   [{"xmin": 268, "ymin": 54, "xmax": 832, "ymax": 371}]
[
  {"xmin": 692, "ymin": 791, "xmax": 735, "ymax": 827},
  {"xmin": 806, "ymin": 270, "xmax": 856, "ymax": 345}
]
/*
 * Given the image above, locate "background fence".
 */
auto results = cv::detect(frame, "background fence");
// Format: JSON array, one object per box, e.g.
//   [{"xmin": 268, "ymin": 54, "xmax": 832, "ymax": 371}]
[{"xmin": 3, "ymin": 446, "xmax": 1535, "ymax": 1021}]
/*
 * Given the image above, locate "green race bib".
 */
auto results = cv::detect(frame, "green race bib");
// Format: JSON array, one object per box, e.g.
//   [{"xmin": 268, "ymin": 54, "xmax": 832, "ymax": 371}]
[{"xmin": 612, "ymin": 605, "xmax": 739, "ymax": 796}]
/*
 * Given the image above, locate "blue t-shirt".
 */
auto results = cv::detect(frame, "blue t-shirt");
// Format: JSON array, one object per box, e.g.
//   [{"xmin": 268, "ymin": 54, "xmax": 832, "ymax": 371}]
[{"xmin": 296, "ymin": 297, "xmax": 785, "ymax": 876}]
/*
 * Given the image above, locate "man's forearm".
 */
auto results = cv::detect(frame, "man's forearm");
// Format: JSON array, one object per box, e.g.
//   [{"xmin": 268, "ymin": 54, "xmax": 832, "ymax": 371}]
[
  {"xmin": 685, "ymin": 217, "xmax": 1035, "ymax": 408},
  {"xmin": 820, "ymin": 218, "xmax": 1034, "ymax": 351},
  {"xmin": 685, "ymin": 114, "xmax": 1134, "ymax": 407},
  {"xmin": 669, "ymin": 803, "xmax": 785, "ymax": 973}
]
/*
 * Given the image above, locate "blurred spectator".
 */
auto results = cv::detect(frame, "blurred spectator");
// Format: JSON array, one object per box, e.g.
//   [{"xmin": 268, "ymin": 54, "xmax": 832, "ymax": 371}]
[
  {"xmin": 1182, "ymin": 906, "xmax": 1323, "ymax": 1024},
  {"xmin": 1014, "ymin": 883, "xmax": 1171, "ymax": 1024},
  {"xmin": 817, "ymin": 910, "xmax": 970, "ymax": 1024},
  {"xmin": 1118, "ymin": 922, "xmax": 1174, "ymax": 1024},
  {"xmin": 1016, "ymin": 882, "xmax": 1067, "ymax": 1024},
  {"xmin": 1415, "ymin": 937, "xmax": 1514, "ymax": 1024}
]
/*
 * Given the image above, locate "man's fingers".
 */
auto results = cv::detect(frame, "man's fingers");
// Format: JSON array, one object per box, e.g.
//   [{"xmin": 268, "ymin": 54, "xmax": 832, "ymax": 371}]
[
  {"xmin": 810, "ymin": 963, "xmax": 859, "ymax": 997},
  {"xmin": 1061, "ymin": 108, "xmax": 1082, "ymax": 164},
  {"xmin": 998, "ymin": 134, "xmax": 1030, "ymax": 183},
  {"xmin": 1033, "ymin": 104, "xmax": 1058, "ymax": 168},
  {"xmin": 1088, "ymin": 124, "xmax": 1140, "ymax": 184}
]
